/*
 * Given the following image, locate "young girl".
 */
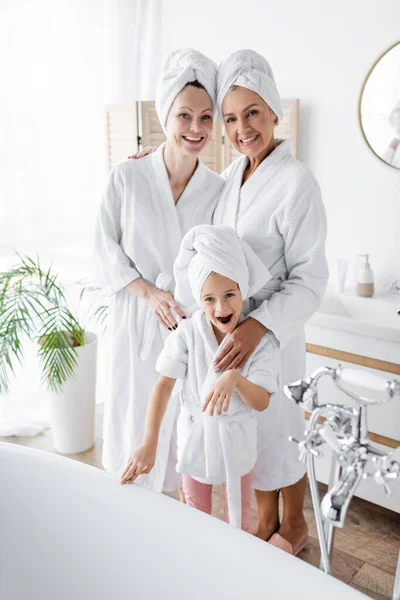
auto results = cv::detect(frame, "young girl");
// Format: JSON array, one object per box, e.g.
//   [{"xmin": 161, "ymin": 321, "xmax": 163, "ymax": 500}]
[{"xmin": 121, "ymin": 225, "xmax": 279, "ymax": 531}]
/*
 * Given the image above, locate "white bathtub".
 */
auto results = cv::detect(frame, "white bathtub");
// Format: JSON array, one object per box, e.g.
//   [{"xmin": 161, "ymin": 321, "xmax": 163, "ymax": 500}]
[{"xmin": 0, "ymin": 442, "xmax": 369, "ymax": 600}]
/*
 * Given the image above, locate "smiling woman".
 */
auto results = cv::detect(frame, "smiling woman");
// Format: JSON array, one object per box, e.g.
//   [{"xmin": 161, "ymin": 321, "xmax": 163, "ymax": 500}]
[
  {"xmin": 223, "ymin": 88, "xmax": 279, "ymax": 182},
  {"xmin": 163, "ymin": 83, "xmax": 214, "ymax": 201},
  {"xmin": 95, "ymin": 48, "xmax": 224, "ymax": 494},
  {"xmin": 213, "ymin": 49, "xmax": 329, "ymax": 554},
  {"xmin": 171, "ymin": 80, "xmax": 213, "ymax": 148}
]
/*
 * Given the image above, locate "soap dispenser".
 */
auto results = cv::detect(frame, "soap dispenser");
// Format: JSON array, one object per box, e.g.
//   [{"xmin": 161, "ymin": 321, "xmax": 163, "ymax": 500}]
[{"xmin": 356, "ymin": 254, "xmax": 374, "ymax": 297}]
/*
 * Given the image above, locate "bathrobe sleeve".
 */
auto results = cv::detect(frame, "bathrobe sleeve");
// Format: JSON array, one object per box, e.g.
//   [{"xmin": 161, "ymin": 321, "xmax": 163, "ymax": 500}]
[
  {"xmin": 249, "ymin": 177, "xmax": 329, "ymax": 348},
  {"xmin": 246, "ymin": 338, "xmax": 279, "ymax": 395},
  {"xmin": 156, "ymin": 325, "xmax": 189, "ymax": 380},
  {"xmin": 94, "ymin": 167, "xmax": 141, "ymax": 296}
]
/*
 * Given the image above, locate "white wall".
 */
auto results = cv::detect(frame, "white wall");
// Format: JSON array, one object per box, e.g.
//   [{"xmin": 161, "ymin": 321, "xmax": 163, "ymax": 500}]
[{"xmin": 162, "ymin": 0, "xmax": 400, "ymax": 292}]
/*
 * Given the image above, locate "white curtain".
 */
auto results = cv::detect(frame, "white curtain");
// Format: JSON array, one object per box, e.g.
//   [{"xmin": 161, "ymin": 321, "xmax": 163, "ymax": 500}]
[
  {"xmin": 104, "ymin": 0, "xmax": 162, "ymax": 103},
  {"xmin": 0, "ymin": 0, "xmax": 161, "ymax": 436}
]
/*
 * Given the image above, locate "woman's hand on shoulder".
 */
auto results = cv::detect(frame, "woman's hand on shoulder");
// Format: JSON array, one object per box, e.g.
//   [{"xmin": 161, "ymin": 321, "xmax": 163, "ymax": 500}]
[
  {"xmin": 120, "ymin": 443, "xmax": 157, "ymax": 484},
  {"xmin": 213, "ymin": 318, "xmax": 267, "ymax": 372},
  {"xmin": 128, "ymin": 146, "xmax": 158, "ymax": 159},
  {"xmin": 202, "ymin": 370, "xmax": 240, "ymax": 416}
]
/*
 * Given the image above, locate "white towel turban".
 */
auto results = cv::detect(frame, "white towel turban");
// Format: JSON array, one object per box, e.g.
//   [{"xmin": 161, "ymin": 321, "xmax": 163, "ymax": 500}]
[
  {"xmin": 217, "ymin": 49, "xmax": 283, "ymax": 122},
  {"xmin": 156, "ymin": 48, "xmax": 218, "ymax": 133},
  {"xmin": 174, "ymin": 224, "xmax": 271, "ymax": 312}
]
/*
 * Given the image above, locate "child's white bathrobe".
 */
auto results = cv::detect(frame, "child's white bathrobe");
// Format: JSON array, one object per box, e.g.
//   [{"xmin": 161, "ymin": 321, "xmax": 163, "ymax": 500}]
[
  {"xmin": 156, "ymin": 309, "xmax": 278, "ymax": 527},
  {"xmin": 95, "ymin": 144, "xmax": 224, "ymax": 490},
  {"xmin": 213, "ymin": 140, "xmax": 329, "ymax": 490}
]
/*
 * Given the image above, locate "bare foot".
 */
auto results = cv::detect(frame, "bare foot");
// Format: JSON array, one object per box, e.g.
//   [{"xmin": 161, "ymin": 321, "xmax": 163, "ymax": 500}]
[
  {"xmin": 254, "ymin": 519, "xmax": 280, "ymax": 542},
  {"xmin": 276, "ymin": 516, "xmax": 308, "ymax": 552}
]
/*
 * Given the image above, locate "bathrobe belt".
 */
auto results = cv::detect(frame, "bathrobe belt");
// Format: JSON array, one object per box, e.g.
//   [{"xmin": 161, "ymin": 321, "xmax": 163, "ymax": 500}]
[
  {"xmin": 177, "ymin": 404, "xmax": 254, "ymax": 529},
  {"xmin": 139, "ymin": 272, "xmax": 174, "ymax": 362}
]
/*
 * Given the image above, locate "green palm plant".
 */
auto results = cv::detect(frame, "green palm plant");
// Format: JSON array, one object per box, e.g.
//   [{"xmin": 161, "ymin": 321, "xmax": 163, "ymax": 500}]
[{"xmin": 0, "ymin": 255, "xmax": 107, "ymax": 395}]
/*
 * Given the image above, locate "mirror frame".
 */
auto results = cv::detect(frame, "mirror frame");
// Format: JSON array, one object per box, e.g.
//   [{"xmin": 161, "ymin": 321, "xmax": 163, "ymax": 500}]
[{"xmin": 358, "ymin": 39, "xmax": 400, "ymax": 170}]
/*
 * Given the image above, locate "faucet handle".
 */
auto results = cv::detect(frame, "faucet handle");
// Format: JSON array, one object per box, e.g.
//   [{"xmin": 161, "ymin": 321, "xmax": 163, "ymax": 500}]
[
  {"xmin": 363, "ymin": 457, "xmax": 400, "ymax": 497},
  {"xmin": 289, "ymin": 434, "xmax": 321, "ymax": 463},
  {"xmin": 387, "ymin": 279, "xmax": 400, "ymax": 293},
  {"xmin": 318, "ymin": 422, "xmax": 343, "ymax": 453}
]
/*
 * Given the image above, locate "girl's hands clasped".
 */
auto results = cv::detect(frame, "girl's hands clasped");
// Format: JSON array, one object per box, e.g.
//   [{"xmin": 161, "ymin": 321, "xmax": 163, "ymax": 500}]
[
  {"xmin": 202, "ymin": 370, "xmax": 240, "ymax": 416},
  {"xmin": 120, "ymin": 444, "xmax": 157, "ymax": 484}
]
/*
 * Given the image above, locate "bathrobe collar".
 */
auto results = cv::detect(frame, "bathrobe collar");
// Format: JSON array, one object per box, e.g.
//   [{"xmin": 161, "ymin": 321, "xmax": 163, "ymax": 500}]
[
  {"xmin": 224, "ymin": 139, "xmax": 291, "ymax": 229},
  {"xmin": 152, "ymin": 143, "xmax": 207, "ymax": 209},
  {"xmin": 151, "ymin": 143, "xmax": 209, "ymax": 259}
]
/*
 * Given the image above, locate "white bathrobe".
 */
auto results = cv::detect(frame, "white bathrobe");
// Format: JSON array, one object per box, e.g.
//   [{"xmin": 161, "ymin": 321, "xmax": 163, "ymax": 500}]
[
  {"xmin": 156, "ymin": 309, "xmax": 278, "ymax": 527},
  {"xmin": 95, "ymin": 144, "xmax": 224, "ymax": 491},
  {"xmin": 213, "ymin": 139, "xmax": 329, "ymax": 490}
]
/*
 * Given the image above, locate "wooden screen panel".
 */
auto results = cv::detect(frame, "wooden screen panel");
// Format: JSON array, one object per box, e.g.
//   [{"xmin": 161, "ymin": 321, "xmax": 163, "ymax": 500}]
[
  {"xmin": 278, "ymin": 99, "xmax": 299, "ymax": 156},
  {"xmin": 140, "ymin": 101, "xmax": 167, "ymax": 148},
  {"xmin": 222, "ymin": 98, "xmax": 299, "ymax": 170},
  {"xmin": 200, "ymin": 118, "xmax": 222, "ymax": 173},
  {"xmin": 105, "ymin": 102, "xmax": 139, "ymax": 170},
  {"xmin": 140, "ymin": 101, "xmax": 223, "ymax": 173}
]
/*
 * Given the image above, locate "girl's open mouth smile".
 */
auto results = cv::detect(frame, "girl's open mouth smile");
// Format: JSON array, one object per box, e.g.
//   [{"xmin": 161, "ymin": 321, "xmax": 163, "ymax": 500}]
[{"xmin": 216, "ymin": 314, "xmax": 233, "ymax": 325}]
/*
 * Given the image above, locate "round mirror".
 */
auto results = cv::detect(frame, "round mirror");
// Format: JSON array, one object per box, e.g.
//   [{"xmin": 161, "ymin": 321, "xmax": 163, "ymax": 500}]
[{"xmin": 359, "ymin": 41, "xmax": 400, "ymax": 169}]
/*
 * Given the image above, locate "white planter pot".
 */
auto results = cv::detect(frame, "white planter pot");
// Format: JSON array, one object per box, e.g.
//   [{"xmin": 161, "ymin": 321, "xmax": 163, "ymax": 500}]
[{"xmin": 48, "ymin": 332, "xmax": 97, "ymax": 454}]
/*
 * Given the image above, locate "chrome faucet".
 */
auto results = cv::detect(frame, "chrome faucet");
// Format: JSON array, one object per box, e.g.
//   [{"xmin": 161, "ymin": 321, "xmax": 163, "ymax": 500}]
[
  {"xmin": 284, "ymin": 366, "xmax": 400, "ymax": 599},
  {"xmin": 388, "ymin": 278, "xmax": 400, "ymax": 294}
]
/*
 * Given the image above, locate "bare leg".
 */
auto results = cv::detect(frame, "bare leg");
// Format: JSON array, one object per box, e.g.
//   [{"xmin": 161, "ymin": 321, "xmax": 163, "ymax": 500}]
[
  {"xmin": 178, "ymin": 487, "xmax": 186, "ymax": 504},
  {"xmin": 276, "ymin": 475, "xmax": 308, "ymax": 549},
  {"xmin": 254, "ymin": 489, "xmax": 280, "ymax": 541}
]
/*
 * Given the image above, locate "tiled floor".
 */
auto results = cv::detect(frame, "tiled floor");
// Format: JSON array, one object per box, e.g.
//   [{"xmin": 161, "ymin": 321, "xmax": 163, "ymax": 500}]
[{"xmin": 2, "ymin": 410, "xmax": 399, "ymax": 600}]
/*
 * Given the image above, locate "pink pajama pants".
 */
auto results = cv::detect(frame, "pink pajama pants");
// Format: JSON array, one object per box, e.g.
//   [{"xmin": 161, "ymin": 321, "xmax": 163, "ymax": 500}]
[{"xmin": 182, "ymin": 471, "xmax": 253, "ymax": 533}]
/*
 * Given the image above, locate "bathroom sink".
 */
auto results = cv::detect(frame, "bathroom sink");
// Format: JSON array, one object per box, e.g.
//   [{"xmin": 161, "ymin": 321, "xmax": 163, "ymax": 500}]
[{"xmin": 308, "ymin": 291, "xmax": 400, "ymax": 344}]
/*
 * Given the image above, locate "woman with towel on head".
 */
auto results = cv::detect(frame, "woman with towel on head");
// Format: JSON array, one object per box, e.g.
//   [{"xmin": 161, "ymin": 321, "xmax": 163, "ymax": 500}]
[
  {"xmin": 121, "ymin": 224, "xmax": 279, "ymax": 532},
  {"xmin": 213, "ymin": 49, "xmax": 329, "ymax": 554},
  {"xmin": 95, "ymin": 48, "xmax": 224, "ymax": 494}
]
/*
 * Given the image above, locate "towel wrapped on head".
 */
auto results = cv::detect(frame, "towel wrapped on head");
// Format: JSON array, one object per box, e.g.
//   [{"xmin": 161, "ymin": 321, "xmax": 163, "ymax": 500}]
[
  {"xmin": 156, "ymin": 48, "xmax": 218, "ymax": 133},
  {"xmin": 174, "ymin": 224, "xmax": 271, "ymax": 313},
  {"xmin": 217, "ymin": 49, "xmax": 283, "ymax": 122}
]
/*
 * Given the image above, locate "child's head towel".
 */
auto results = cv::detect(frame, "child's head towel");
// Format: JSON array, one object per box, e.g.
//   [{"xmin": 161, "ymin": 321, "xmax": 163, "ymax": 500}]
[{"xmin": 174, "ymin": 224, "xmax": 271, "ymax": 312}]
